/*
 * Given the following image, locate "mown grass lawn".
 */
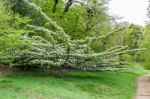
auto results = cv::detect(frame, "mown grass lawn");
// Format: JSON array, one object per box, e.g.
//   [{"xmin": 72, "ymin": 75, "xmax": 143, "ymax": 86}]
[{"xmin": 0, "ymin": 69, "xmax": 141, "ymax": 99}]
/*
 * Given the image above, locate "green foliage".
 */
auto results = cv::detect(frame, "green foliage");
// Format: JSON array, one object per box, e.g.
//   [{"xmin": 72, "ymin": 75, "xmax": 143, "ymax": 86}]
[
  {"xmin": 0, "ymin": 0, "xmax": 30, "ymax": 65},
  {"xmin": 119, "ymin": 54, "xmax": 132, "ymax": 62},
  {"xmin": 124, "ymin": 24, "xmax": 143, "ymax": 49},
  {"xmin": 11, "ymin": 0, "xmax": 112, "ymax": 39},
  {"xmin": 142, "ymin": 24, "xmax": 150, "ymax": 69}
]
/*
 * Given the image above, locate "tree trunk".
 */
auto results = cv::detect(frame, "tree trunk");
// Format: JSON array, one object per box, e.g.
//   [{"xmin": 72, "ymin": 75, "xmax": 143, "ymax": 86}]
[{"xmin": 59, "ymin": 68, "xmax": 65, "ymax": 78}]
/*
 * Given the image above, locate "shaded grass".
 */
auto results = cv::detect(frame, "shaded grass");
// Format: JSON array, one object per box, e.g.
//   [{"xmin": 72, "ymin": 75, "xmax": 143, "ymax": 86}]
[{"xmin": 0, "ymin": 70, "xmax": 140, "ymax": 99}]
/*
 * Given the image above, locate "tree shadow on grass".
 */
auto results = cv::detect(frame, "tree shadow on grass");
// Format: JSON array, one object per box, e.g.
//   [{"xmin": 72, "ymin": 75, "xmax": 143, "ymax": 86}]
[{"xmin": 5, "ymin": 70, "xmax": 136, "ymax": 79}]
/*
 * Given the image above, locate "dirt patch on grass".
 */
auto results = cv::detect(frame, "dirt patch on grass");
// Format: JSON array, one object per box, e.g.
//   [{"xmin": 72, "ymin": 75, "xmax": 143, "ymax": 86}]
[{"xmin": 0, "ymin": 66, "xmax": 12, "ymax": 76}]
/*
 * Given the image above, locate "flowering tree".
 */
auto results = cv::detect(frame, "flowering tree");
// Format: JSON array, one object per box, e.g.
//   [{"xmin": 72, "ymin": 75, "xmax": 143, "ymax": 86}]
[{"xmin": 2, "ymin": 0, "xmax": 144, "ymax": 76}]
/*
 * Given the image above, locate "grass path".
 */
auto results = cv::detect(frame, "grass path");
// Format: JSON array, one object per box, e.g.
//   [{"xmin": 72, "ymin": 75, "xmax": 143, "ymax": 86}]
[{"xmin": 134, "ymin": 75, "xmax": 150, "ymax": 99}]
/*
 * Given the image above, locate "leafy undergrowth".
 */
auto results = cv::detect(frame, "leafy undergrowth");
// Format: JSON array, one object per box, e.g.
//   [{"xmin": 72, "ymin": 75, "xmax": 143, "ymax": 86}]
[{"xmin": 0, "ymin": 64, "xmax": 149, "ymax": 99}]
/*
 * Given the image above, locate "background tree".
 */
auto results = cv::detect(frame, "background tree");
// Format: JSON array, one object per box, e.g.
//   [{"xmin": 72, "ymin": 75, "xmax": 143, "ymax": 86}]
[
  {"xmin": 0, "ymin": 0, "xmax": 29, "ymax": 65},
  {"xmin": 140, "ymin": 0, "xmax": 150, "ymax": 69},
  {"xmin": 142, "ymin": 24, "xmax": 150, "ymax": 69}
]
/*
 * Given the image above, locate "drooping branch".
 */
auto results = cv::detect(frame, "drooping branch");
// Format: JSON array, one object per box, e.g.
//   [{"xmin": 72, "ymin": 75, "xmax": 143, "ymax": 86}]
[
  {"xmin": 23, "ymin": 0, "xmax": 70, "ymax": 42},
  {"xmin": 75, "ymin": 27, "xmax": 126, "ymax": 44}
]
